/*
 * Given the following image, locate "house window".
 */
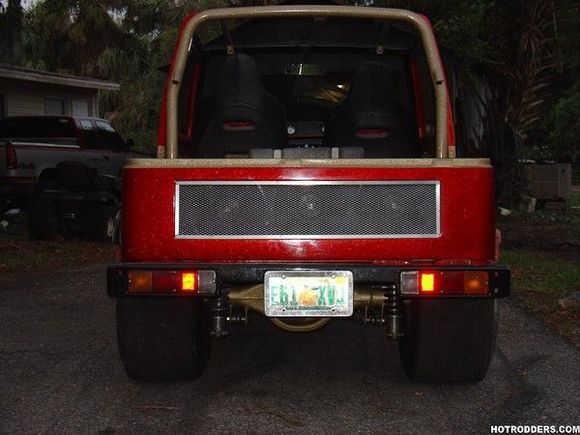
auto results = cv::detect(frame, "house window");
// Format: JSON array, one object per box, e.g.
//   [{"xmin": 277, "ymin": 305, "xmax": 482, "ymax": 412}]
[
  {"xmin": 45, "ymin": 98, "xmax": 66, "ymax": 115},
  {"xmin": 0, "ymin": 93, "xmax": 5, "ymax": 119},
  {"xmin": 72, "ymin": 99, "xmax": 90, "ymax": 117}
]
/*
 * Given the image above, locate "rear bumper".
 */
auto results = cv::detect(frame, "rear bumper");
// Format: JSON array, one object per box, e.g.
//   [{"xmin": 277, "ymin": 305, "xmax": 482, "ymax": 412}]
[{"xmin": 107, "ymin": 262, "xmax": 510, "ymax": 299}]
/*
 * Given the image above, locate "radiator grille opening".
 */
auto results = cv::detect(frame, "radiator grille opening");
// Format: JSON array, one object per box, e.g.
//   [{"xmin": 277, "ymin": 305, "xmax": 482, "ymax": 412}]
[{"xmin": 176, "ymin": 181, "xmax": 440, "ymax": 239}]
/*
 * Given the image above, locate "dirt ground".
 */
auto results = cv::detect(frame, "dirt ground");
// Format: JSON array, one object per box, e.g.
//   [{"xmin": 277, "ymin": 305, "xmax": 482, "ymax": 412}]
[{"xmin": 0, "ymin": 212, "xmax": 118, "ymax": 273}]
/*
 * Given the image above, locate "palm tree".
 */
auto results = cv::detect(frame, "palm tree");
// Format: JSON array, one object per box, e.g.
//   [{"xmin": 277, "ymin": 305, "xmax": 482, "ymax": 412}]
[
  {"xmin": 23, "ymin": 0, "xmax": 128, "ymax": 75},
  {"xmin": 0, "ymin": 0, "xmax": 24, "ymax": 64}
]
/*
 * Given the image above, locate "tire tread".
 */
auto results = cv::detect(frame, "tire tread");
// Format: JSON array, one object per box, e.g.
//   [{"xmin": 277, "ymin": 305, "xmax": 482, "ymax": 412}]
[
  {"xmin": 117, "ymin": 298, "xmax": 210, "ymax": 381},
  {"xmin": 399, "ymin": 299, "xmax": 498, "ymax": 383}
]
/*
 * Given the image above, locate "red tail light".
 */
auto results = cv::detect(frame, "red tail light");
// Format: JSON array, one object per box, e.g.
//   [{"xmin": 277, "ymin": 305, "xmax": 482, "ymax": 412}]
[
  {"xmin": 222, "ymin": 120, "xmax": 255, "ymax": 131},
  {"xmin": 128, "ymin": 270, "xmax": 199, "ymax": 294},
  {"xmin": 401, "ymin": 270, "xmax": 489, "ymax": 296},
  {"xmin": 355, "ymin": 128, "xmax": 389, "ymax": 139},
  {"xmin": 6, "ymin": 142, "xmax": 17, "ymax": 169}
]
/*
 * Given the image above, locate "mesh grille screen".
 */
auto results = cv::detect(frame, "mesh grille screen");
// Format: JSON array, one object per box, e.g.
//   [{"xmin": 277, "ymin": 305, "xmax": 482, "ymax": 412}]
[{"xmin": 176, "ymin": 182, "xmax": 439, "ymax": 238}]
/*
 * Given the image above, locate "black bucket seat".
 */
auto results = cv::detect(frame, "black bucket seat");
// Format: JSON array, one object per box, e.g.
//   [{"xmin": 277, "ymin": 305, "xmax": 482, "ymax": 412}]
[
  {"xmin": 196, "ymin": 54, "xmax": 288, "ymax": 157},
  {"xmin": 324, "ymin": 62, "xmax": 419, "ymax": 158}
]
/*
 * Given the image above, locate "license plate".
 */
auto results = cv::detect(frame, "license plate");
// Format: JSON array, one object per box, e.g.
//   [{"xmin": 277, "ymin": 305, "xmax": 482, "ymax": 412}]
[{"xmin": 264, "ymin": 270, "xmax": 353, "ymax": 317}]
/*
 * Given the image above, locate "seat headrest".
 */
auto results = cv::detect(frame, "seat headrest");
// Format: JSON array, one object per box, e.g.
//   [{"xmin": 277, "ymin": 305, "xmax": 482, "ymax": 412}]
[
  {"xmin": 217, "ymin": 54, "xmax": 265, "ymax": 102},
  {"xmin": 345, "ymin": 62, "xmax": 396, "ymax": 112}
]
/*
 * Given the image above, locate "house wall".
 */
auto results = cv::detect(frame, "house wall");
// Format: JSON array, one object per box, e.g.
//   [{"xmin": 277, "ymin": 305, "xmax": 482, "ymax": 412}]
[{"xmin": 0, "ymin": 78, "xmax": 98, "ymax": 118}]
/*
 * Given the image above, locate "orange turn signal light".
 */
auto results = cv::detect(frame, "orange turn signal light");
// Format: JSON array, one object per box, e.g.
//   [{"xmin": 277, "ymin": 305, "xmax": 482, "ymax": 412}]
[
  {"xmin": 128, "ymin": 270, "xmax": 153, "ymax": 293},
  {"xmin": 464, "ymin": 272, "xmax": 489, "ymax": 295},
  {"xmin": 420, "ymin": 273, "xmax": 436, "ymax": 293},
  {"xmin": 181, "ymin": 272, "xmax": 198, "ymax": 292}
]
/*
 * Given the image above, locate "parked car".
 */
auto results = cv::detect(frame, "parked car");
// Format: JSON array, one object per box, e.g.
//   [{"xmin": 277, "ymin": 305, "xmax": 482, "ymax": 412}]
[{"xmin": 0, "ymin": 115, "xmax": 136, "ymax": 241}]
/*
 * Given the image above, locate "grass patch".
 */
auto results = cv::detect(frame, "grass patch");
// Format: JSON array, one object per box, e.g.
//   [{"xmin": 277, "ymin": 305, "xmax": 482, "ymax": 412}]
[
  {"xmin": 503, "ymin": 249, "xmax": 580, "ymax": 297},
  {"xmin": 503, "ymin": 249, "xmax": 580, "ymax": 346},
  {"xmin": 0, "ymin": 234, "xmax": 118, "ymax": 273}
]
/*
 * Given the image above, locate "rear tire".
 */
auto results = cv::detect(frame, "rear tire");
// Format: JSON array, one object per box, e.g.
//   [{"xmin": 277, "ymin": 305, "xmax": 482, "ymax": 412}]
[
  {"xmin": 117, "ymin": 298, "xmax": 211, "ymax": 381},
  {"xmin": 399, "ymin": 299, "xmax": 498, "ymax": 383}
]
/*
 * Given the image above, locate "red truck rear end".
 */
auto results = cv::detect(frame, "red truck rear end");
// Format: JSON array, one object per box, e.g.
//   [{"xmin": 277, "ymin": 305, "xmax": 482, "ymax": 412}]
[{"xmin": 107, "ymin": 5, "xmax": 509, "ymax": 383}]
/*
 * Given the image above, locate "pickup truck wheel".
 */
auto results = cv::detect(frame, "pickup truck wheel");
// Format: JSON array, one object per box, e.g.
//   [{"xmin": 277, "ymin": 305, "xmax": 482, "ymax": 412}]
[
  {"xmin": 399, "ymin": 299, "xmax": 498, "ymax": 383},
  {"xmin": 87, "ymin": 204, "xmax": 116, "ymax": 242},
  {"xmin": 29, "ymin": 199, "xmax": 58, "ymax": 241},
  {"xmin": 117, "ymin": 298, "xmax": 211, "ymax": 381},
  {"xmin": 111, "ymin": 209, "xmax": 122, "ymax": 244}
]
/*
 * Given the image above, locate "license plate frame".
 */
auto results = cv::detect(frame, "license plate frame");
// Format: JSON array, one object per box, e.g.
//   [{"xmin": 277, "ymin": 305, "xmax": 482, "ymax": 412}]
[{"xmin": 264, "ymin": 270, "xmax": 353, "ymax": 317}]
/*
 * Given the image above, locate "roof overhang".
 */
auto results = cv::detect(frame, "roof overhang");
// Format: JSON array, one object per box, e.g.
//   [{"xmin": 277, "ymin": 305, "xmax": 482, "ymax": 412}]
[{"xmin": 0, "ymin": 64, "xmax": 120, "ymax": 91}]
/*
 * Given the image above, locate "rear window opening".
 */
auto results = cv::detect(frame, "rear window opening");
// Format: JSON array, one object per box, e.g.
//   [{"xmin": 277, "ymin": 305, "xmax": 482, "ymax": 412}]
[
  {"xmin": 175, "ymin": 16, "xmax": 437, "ymax": 159},
  {"xmin": 0, "ymin": 117, "xmax": 77, "ymax": 145}
]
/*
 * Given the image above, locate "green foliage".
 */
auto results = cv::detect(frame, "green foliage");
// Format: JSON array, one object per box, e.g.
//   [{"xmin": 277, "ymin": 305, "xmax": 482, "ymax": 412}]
[
  {"xmin": 15, "ymin": 0, "xmax": 235, "ymax": 153},
  {"xmin": 429, "ymin": 1, "xmax": 493, "ymax": 73},
  {"xmin": 97, "ymin": 52, "xmax": 157, "ymax": 151},
  {"xmin": 15, "ymin": 0, "xmax": 182, "ymax": 152},
  {"xmin": 384, "ymin": 0, "xmax": 493, "ymax": 80},
  {"xmin": 96, "ymin": 41, "xmax": 171, "ymax": 152},
  {"xmin": 539, "ymin": 85, "xmax": 580, "ymax": 163},
  {"xmin": 4, "ymin": 0, "xmax": 578, "ymax": 159},
  {"xmin": 21, "ymin": 1, "xmax": 127, "ymax": 75},
  {"xmin": 0, "ymin": 0, "xmax": 24, "ymax": 63},
  {"xmin": 508, "ymin": 0, "xmax": 579, "ymax": 163}
]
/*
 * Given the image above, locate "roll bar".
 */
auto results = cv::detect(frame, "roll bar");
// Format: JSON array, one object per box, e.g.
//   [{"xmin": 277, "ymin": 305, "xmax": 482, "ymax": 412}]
[{"xmin": 165, "ymin": 5, "xmax": 450, "ymax": 159}]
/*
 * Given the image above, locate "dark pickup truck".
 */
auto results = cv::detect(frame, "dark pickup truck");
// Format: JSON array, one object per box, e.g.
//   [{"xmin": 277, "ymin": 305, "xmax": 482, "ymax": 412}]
[
  {"xmin": 0, "ymin": 115, "xmax": 133, "ymax": 202},
  {"xmin": 0, "ymin": 115, "xmax": 136, "ymax": 241}
]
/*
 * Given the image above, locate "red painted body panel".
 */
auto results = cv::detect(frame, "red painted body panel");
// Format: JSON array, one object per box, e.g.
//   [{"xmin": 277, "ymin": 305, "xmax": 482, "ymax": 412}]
[{"xmin": 122, "ymin": 165, "xmax": 496, "ymax": 265}]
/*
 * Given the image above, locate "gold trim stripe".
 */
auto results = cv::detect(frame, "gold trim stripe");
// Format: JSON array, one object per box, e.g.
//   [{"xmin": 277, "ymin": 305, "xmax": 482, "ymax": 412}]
[{"xmin": 126, "ymin": 158, "xmax": 490, "ymax": 169}]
